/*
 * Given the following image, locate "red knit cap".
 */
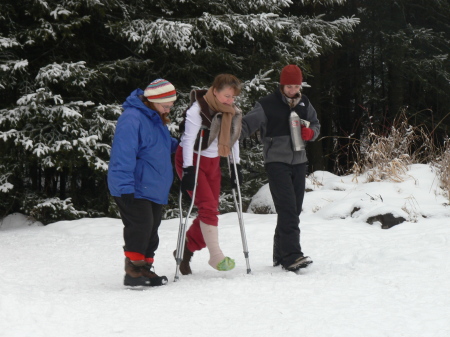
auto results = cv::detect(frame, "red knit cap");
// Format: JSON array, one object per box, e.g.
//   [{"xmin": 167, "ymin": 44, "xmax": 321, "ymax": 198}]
[{"xmin": 280, "ymin": 65, "xmax": 303, "ymax": 85}]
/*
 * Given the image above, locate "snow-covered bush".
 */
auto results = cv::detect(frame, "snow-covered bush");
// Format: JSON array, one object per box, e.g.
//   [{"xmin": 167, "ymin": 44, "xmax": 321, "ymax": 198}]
[
  {"xmin": 247, "ymin": 184, "xmax": 276, "ymax": 214},
  {"xmin": 22, "ymin": 195, "xmax": 86, "ymax": 224}
]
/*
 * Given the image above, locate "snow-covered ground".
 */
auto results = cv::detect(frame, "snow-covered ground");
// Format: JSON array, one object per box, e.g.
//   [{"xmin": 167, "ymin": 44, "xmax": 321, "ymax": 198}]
[{"xmin": 1, "ymin": 164, "xmax": 449, "ymax": 337}]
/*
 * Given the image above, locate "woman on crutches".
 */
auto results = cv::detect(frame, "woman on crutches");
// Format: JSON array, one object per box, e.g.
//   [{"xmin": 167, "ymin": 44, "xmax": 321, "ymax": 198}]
[{"xmin": 174, "ymin": 74, "xmax": 243, "ymax": 274}]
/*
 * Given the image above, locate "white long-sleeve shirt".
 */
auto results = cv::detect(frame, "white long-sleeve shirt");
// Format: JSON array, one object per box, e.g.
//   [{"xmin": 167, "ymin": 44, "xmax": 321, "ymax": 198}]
[{"xmin": 180, "ymin": 101, "xmax": 240, "ymax": 167}]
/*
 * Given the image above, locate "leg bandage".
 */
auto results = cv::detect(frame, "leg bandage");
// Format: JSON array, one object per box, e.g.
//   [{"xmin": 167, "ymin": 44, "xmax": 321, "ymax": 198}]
[{"xmin": 200, "ymin": 221, "xmax": 225, "ymax": 269}]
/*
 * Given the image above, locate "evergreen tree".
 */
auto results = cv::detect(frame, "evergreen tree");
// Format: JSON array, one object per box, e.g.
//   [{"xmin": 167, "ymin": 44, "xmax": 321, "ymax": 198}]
[{"xmin": 0, "ymin": 0, "xmax": 359, "ymax": 222}]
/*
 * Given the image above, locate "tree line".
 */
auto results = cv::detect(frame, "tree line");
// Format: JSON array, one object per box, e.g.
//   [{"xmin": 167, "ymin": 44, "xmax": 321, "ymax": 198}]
[{"xmin": 1, "ymin": 0, "xmax": 448, "ymax": 224}]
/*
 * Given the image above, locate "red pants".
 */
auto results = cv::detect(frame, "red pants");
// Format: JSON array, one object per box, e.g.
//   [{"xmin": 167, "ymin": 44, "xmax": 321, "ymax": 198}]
[{"xmin": 175, "ymin": 146, "xmax": 221, "ymax": 252}]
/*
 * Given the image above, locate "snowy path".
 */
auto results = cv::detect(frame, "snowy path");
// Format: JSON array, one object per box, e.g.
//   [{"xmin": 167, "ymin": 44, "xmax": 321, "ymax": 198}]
[{"xmin": 1, "ymin": 211, "xmax": 449, "ymax": 337}]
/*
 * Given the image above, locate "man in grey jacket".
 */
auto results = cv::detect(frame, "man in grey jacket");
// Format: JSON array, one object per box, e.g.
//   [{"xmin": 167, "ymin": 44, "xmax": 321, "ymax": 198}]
[{"xmin": 240, "ymin": 65, "xmax": 320, "ymax": 272}]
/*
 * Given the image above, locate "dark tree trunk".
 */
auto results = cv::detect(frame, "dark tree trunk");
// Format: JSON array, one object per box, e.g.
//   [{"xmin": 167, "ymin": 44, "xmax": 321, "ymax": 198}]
[
  {"xmin": 306, "ymin": 58, "xmax": 326, "ymax": 173},
  {"xmin": 386, "ymin": 2, "xmax": 406, "ymax": 119},
  {"xmin": 59, "ymin": 169, "xmax": 67, "ymax": 200}
]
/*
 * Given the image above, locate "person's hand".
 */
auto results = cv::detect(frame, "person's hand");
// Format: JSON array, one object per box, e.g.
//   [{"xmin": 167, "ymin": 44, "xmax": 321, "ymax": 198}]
[
  {"xmin": 181, "ymin": 166, "xmax": 196, "ymax": 192},
  {"xmin": 230, "ymin": 164, "xmax": 243, "ymax": 189},
  {"xmin": 121, "ymin": 193, "xmax": 134, "ymax": 208},
  {"xmin": 301, "ymin": 126, "xmax": 314, "ymax": 141}
]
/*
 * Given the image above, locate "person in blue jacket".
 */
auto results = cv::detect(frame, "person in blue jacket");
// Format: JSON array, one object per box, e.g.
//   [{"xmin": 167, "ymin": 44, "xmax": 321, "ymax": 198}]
[{"xmin": 108, "ymin": 79, "xmax": 179, "ymax": 287}]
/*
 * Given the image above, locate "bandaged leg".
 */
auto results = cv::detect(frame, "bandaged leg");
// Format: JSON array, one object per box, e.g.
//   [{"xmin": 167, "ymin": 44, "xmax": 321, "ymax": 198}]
[{"xmin": 200, "ymin": 221, "xmax": 235, "ymax": 271}]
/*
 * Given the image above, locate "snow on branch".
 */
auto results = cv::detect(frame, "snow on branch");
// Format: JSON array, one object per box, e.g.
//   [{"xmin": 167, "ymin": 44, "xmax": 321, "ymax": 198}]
[
  {"xmin": 33, "ymin": 142, "xmax": 50, "ymax": 158},
  {"xmin": 61, "ymin": 106, "xmax": 83, "ymax": 119},
  {"xmin": 0, "ymin": 172, "xmax": 14, "ymax": 193},
  {"xmin": 199, "ymin": 12, "xmax": 292, "ymax": 42},
  {"xmin": 242, "ymin": 0, "xmax": 293, "ymax": 11},
  {"xmin": 0, "ymin": 37, "xmax": 21, "ymax": 49},
  {"xmin": 297, "ymin": 0, "xmax": 346, "ymax": 5},
  {"xmin": 109, "ymin": 12, "xmax": 297, "ymax": 53},
  {"xmin": 35, "ymin": 61, "xmax": 97, "ymax": 88},
  {"xmin": 50, "ymin": 5, "xmax": 72, "ymax": 19},
  {"xmin": 107, "ymin": 19, "xmax": 198, "ymax": 54},
  {"xmin": 94, "ymin": 157, "xmax": 109, "ymax": 171},
  {"xmin": 243, "ymin": 70, "xmax": 274, "ymax": 93},
  {"xmin": 0, "ymin": 59, "xmax": 28, "ymax": 89},
  {"xmin": 199, "ymin": 13, "xmax": 234, "ymax": 38},
  {"xmin": 0, "ymin": 129, "xmax": 19, "ymax": 142},
  {"xmin": 289, "ymin": 15, "xmax": 360, "ymax": 57}
]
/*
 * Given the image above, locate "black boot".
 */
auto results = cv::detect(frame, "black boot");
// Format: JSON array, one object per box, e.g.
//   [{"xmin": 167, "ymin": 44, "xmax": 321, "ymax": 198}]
[
  {"xmin": 282, "ymin": 256, "xmax": 313, "ymax": 272},
  {"xmin": 173, "ymin": 243, "xmax": 194, "ymax": 275},
  {"xmin": 124, "ymin": 258, "xmax": 153, "ymax": 287},
  {"xmin": 140, "ymin": 263, "xmax": 168, "ymax": 286}
]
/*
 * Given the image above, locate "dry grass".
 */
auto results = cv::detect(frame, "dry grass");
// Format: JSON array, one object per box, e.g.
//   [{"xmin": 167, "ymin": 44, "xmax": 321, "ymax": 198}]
[
  {"xmin": 346, "ymin": 111, "xmax": 449, "ymax": 202},
  {"xmin": 307, "ymin": 172, "xmax": 324, "ymax": 190},
  {"xmin": 352, "ymin": 111, "xmax": 436, "ymax": 183},
  {"xmin": 434, "ymin": 139, "xmax": 450, "ymax": 203}
]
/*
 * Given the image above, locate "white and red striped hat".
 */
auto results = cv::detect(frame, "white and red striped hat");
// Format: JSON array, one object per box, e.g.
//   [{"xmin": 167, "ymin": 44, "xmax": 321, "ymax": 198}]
[{"xmin": 144, "ymin": 79, "xmax": 177, "ymax": 103}]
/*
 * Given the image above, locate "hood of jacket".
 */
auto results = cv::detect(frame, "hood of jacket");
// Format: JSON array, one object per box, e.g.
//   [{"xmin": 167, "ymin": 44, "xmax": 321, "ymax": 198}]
[{"xmin": 123, "ymin": 88, "xmax": 160, "ymax": 121}]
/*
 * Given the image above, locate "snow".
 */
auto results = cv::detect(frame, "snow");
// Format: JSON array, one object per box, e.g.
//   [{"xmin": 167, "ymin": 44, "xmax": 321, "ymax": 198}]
[{"xmin": 1, "ymin": 163, "xmax": 450, "ymax": 337}]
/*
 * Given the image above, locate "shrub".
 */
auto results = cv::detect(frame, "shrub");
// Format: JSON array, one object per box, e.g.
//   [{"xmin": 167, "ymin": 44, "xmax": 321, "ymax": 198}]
[{"xmin": 352, "ymin": 111, "xmax": 436, "ymax": 182}]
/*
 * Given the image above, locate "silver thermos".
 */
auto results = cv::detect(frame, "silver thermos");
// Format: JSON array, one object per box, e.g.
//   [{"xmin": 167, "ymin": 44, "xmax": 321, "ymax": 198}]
[{"xmin": 289, "ymin": 111, "xmax": 310, "ymax": 151}]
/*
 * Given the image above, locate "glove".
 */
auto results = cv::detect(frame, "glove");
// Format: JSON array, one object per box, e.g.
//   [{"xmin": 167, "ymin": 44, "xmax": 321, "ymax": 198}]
[
  {"xmin": 181, "ymin": 166, "xmax": 196, "ymax": 192},
  {"xmin": 301, "ymin": 126, "xmax": 314, "ymax": 141},
  {"xmin": 230, "ymin": 164, "xmax": 243, "ymax": 189},
  {"xmin": 121, "ymin": 193, "xmax": 134, "ymax": 208}
]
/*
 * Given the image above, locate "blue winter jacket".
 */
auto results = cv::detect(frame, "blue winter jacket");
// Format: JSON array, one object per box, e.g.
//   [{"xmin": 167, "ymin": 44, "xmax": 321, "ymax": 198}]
[{"xmin": 108, "ymin": 89, "xmax": 179, "ymax": 204}]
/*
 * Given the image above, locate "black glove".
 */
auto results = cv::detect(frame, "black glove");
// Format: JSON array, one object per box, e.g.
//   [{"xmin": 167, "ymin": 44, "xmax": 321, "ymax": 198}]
[
  {"xmin": 121, "ymin": 193, "xmax": 134, "ymax": 208},
  {"xmin": 230, "ymin": 164, "xmax": 243, "ymax": 189},
  {"xmin": 181, "ymin": 166, "xmax": 196, "ymax": 192}
]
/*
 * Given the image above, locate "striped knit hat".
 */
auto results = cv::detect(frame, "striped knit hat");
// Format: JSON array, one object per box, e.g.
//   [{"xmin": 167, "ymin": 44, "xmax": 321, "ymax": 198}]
[{"xmin": 144, "ymin": 79, "xmax": 177, "ymax": 103}]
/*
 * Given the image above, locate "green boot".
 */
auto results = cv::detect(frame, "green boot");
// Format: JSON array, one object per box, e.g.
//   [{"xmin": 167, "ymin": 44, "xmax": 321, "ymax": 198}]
[{"xmin": 216, "ymin": 257, "xmax": 236, "ymax": 271}]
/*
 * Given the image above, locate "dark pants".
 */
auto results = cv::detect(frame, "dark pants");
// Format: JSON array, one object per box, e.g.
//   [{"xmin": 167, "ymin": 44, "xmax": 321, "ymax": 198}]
[
  {"xmin": 266, "ymin": 162, "xmax": 307, "ymax": 267},
  {"xmin": 114, "ymin": 196, "xmax": 163, "ymax": 261}
]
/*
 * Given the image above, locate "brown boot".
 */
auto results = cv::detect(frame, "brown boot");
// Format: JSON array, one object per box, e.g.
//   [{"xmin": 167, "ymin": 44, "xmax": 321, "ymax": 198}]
[
  {"xmin": 124, "ymin": 258, "xmax": 152, "ymax": 287},
  {"xmin": 173, "ymin": 243, "xmax": 194, "ymax": 275}
]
